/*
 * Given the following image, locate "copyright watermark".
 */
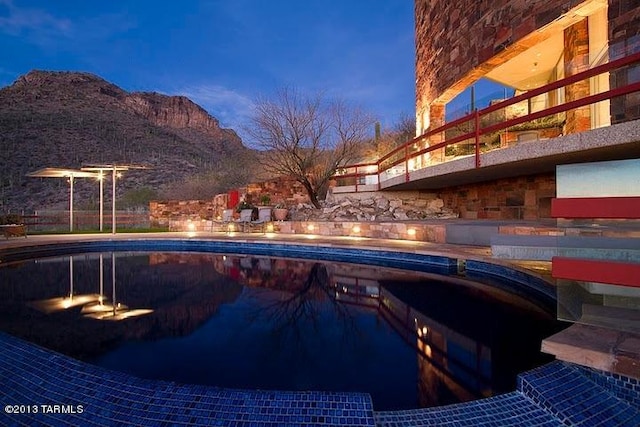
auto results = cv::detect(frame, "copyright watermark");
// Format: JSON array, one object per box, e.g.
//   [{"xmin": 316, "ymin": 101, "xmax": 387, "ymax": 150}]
[{"xmin": 4, "ymin": 404, "xmax": 84, "ymax": 415}]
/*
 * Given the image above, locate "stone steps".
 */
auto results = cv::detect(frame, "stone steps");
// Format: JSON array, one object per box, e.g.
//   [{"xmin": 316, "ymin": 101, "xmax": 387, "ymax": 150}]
[{"xmin": 491, "ymin": 235, "xmax": 640, "ymax": 261}]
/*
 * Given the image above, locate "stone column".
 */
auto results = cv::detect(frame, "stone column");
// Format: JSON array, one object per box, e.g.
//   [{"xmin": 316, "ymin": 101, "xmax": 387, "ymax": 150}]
[
  {"xmin": 427, "ymin": 103, "xmax": 446, "ymax": 164},
  {"xmin": 564, "ymin": 18, "xmax": 591, "ymax": 134},
  {"xmin": 609, "ymin": 1, "xmax": 640, "ymax": 124}
]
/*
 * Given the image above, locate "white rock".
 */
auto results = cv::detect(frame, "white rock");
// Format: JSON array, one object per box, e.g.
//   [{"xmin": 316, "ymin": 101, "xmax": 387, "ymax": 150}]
[
  {"xmin": 389, "ymin": 200, "xmax": 403, "ymax": 209},
  {"xmin": 393, "ymin": 210, "xmax": 409, "ymax": 220},
  {"xmin": 427, "ymin": 199, "xmax": 444, "ymax": 210}
]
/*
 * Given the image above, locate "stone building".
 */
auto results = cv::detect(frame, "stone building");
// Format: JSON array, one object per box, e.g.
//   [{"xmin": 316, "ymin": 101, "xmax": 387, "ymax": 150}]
[
  {"xmin": 415, "ymin": 0, "xmax": 638, "ymax": 134},
  {"xmin": 404, "ymin": 0, "xmax": 640, "ymax": 219}
]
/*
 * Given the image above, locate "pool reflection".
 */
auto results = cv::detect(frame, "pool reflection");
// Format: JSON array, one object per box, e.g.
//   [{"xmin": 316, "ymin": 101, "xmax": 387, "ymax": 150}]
[
  {"xmin": 28, "ymin": 253, "xmax": 154, "ymax": 320},
  {"xmin": 0, "ymin": 252, "xmax": 561, "ymax": 410}
]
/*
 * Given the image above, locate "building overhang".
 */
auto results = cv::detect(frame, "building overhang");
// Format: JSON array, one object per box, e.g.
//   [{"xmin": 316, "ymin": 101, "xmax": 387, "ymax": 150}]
[{"xmin": 382, "ymin": 119, "xmax": 640, "ymax": 191}]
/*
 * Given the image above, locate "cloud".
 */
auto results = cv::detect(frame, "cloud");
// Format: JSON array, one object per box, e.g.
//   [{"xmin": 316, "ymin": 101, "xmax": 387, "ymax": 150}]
[
  {"xmin": 176, "ymin": 84, "xmax": 255, "ymax": 134},
  {"xmin": 0, "ymin": 0, "xmax": 71, "ymax": 40},
  {"xmin": 0, "ymin": 1, "xmax": 134, "ymax": 51}
]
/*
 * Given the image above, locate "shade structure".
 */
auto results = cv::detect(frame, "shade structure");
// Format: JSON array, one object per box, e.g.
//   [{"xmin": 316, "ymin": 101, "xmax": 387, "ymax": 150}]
[
  {"xmin": 26, "ymin": 168, "xmax": 100, "ymax": 232},
  {"xmin": 81, "ymin": 164, "xmax": 149, "ymax": 234}
]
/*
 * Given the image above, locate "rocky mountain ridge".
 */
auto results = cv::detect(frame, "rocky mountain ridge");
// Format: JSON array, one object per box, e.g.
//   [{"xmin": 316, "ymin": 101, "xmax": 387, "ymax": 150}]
[{"xmin": 0, "ymin": 70, "xmax": 255, "ymax": 212}]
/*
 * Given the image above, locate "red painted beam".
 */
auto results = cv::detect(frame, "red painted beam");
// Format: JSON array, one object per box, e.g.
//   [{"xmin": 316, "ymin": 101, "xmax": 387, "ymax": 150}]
[
  {"xmin": 551, "ymin": 197, "xmax": 640, "ymax": 219},
  {"xmin": 552, "ymin": 257, "xmax": 640, "ymax": 288}
]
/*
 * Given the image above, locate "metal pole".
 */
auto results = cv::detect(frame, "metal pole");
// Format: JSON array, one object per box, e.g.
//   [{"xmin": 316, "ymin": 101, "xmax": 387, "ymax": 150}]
[
  {"xmin": 69, "ymin": 255, "xmax": 74, "ymax": 300},
  {"xmin": 99, "ymin": 173, "xmax": 104, "ymax": 232},
  {"xmin": 99, "ymin": 253, "xmax": 104, "ymax": 304},
  {"xmin": 111, "ymin": 252, "xmax": 116, "ymax": 316},
  {"xmin": 69, "ymin": 175, "xmax": 74, "ymax": 232},
  {"xmin": 112, "ymin": 167, "xmax": 116, "ymax": 234}
]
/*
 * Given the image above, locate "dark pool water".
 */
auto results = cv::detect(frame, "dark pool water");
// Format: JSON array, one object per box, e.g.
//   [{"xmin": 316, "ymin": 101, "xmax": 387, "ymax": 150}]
[{"xmin": 0, "ymin": 251, "xmax": 563, "ymax": 410}]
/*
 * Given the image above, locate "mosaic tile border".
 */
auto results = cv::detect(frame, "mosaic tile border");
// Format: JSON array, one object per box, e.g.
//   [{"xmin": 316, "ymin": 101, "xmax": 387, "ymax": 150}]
[
  {"xmin": 0, "ymin": 332, "xmax": 375, "ymax": 426},
  {"xmin": 1, "ymin": 334, "xmax": 639, "ymax": 427}
]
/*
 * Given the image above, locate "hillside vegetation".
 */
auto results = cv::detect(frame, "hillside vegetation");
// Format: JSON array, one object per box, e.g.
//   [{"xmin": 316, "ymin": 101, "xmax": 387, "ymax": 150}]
[{"xmin": 0, "ymin": 70, "xmax": 257, "ymax": 212}]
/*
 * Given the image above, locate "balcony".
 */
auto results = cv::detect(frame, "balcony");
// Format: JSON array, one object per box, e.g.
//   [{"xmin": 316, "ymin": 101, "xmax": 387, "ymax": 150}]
[{"xmin": 334, "ymin": 49, "xmax": 640, "ymax": 194}]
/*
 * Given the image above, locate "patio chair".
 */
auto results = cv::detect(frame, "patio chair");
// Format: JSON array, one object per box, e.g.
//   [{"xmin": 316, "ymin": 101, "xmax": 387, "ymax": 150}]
[
  {"xmin": 235, "ymin": 209, "xmax": 254, "ymax": 232},
  {"xmin": 250, "ymin": 207, "xmax": 272, "ymax": 233},
  {"xmin": 212, "ymin": 209, "xmax": 234, "ymax": 232}
]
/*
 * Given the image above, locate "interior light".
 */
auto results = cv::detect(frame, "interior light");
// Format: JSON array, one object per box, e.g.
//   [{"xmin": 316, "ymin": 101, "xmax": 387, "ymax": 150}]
[
  {"xmin": 352, "ymin": 225, "xmax": 361, "ymax": 233},
  {"xmin": 307, "ymin": 224, "xmax": 315, "ymax": 232},
  {"xmin": 407, "ymin": 228, "xmax": 417, "ymax": 237}
]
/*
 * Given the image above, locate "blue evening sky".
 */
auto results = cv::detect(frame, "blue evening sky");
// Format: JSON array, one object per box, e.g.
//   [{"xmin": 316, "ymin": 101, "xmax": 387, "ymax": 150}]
[{"xmin": 0, "ymin": 0, "xmax": 417, "ymax": 141}]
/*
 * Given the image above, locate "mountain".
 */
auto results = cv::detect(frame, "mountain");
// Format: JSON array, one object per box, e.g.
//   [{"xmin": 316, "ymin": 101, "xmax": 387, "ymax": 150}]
[{"xmin": 0, "ymin": 70, "xmax": 256, "ymax": 212}]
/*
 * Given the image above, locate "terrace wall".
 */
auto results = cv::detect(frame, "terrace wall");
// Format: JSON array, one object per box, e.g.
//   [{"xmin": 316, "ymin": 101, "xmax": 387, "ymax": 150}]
[{"xmin": 437, "ymin": 172, "xmax": 557, "ymax": 220}]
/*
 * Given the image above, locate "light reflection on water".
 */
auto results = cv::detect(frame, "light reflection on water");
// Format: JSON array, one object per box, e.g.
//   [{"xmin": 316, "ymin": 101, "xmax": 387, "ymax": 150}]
[{"xmin": 0, "ymin": 251, "xmax": 563, "ymax": 410}]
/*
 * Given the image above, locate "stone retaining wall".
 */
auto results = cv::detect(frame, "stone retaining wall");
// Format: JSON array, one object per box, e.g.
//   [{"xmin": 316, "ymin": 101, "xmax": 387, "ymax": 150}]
[{"xmin": 167, "ymin": 219, "xmax": 448, "ymax": 243}]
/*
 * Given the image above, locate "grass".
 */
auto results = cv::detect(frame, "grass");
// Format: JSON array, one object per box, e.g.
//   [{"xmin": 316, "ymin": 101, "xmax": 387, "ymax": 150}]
[{"xmin": 27, "ymin": 227, "xmax": 170, "ymax": 235}]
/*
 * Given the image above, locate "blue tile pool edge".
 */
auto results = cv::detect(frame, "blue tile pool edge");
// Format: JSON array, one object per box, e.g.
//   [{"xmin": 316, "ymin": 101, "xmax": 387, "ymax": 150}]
[{"xmin": 1, "ymin": 332, "xmax": 638, "ymax": 427}]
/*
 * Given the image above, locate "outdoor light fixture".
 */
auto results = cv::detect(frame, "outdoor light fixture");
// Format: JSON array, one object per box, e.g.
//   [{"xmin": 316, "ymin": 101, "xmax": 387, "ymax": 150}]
[
  {"xmin": 82, "ymin": 164, "xmax": 148, "ymax": 234},
  {"xmin": 407, "ymin": 228, "xmax": 417, "ymax": 237},
  {"xmin": 307, "ymin": 224, "xmax": 315, "ymax": 232},
  {"xmin": 352, "ymin": 225, "xmax": 361, "ymax": 234}
]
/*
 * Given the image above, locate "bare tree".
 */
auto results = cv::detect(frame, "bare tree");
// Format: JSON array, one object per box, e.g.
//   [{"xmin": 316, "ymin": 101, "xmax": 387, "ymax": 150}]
[
  {"xmin": 393, "ymin": 112, "xmax": 417, "ymax": 144},
  {"xmin": 246, "ymin": 88, "xmax": 375, "ymax": 208}
]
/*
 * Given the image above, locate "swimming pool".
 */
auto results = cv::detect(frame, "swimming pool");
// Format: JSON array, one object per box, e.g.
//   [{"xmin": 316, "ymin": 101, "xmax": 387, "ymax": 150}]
[{"xmin": 0, "ymin": 240, "xmax": 562, "ymax": 411}]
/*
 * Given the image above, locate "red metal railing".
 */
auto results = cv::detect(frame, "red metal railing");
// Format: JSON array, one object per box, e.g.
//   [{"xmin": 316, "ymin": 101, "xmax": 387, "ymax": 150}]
[{"xmin": 335, "ymin": 50, "xmax": 640, "ymax": 191}]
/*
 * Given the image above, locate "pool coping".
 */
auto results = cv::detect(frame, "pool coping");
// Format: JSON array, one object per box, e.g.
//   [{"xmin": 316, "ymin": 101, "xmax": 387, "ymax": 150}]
[{"xmin": 1, "ymin": 233, "xmax": 638, "ymax": 426}]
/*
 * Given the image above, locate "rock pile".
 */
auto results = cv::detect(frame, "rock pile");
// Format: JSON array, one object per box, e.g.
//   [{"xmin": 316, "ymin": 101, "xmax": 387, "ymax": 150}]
[{"xmin": 289, "ymin": 195, "xmax": 458, "ymax": 221}]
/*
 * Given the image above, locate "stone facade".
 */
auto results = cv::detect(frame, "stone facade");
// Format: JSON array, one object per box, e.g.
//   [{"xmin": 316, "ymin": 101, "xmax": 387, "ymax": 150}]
[
  {"xmin": 243, "ymin": 176, "xmax": 309, "ymax": 207},
  {"xmin": 415, "ymin": 0, "xmax": 581, "ymax": 129},
  {"xmin": 609, "ymin": 0, "xmax": 640, "ymax": 123},
  {"xmin": 150, "ymin": 176, "xmax": 311, "ymax": 227},
  {"xmin": 437, "ymin": 172, "xmax": 557, "ymax": 220},
  {"xmin": 564, "ymin": 19, "xmax": 592, "ymax": 134},
  {"xmin": 415, "ymin": 0, "xmax": 640, "ymax": 132}
]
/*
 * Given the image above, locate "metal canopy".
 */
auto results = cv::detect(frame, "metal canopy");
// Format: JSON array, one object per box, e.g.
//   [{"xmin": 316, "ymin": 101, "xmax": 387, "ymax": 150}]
[
  {"xmin": 27, "ymin": 168, "xmax": 101, "ymax": 232},
  {"xmin": 81, "ymin": 164, "xmax": 149, "ymax": 172},
  {"xmin": 27, "ymin": 168, "xmax": 100, "ymax": 179}
]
